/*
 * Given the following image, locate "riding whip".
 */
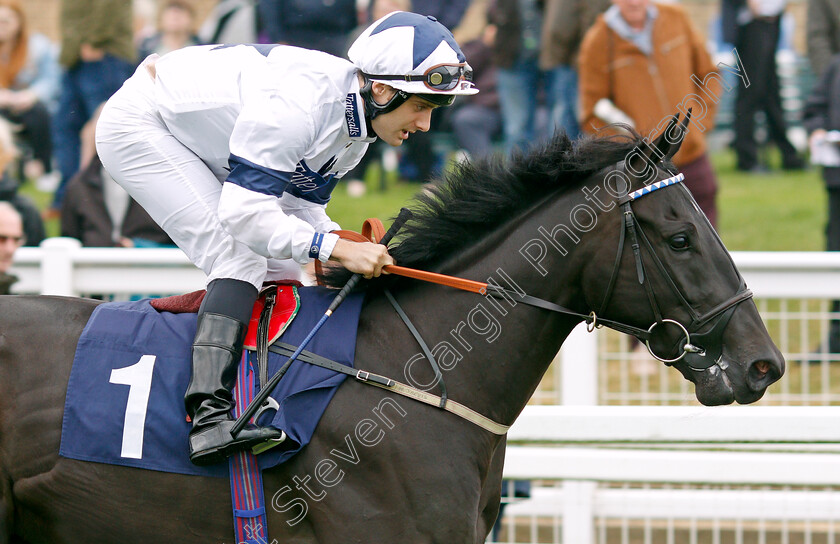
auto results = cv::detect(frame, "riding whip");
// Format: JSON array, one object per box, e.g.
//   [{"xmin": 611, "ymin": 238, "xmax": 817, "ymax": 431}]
[{"xmin": 231, "ymin": 207, "xmax": 413, "ymax": 438}]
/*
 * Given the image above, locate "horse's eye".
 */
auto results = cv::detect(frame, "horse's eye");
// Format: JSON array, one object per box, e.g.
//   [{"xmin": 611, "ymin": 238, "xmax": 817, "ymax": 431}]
[{"xmin": 669, "ymin": 234, "xmax": 690, "ymax": 251}]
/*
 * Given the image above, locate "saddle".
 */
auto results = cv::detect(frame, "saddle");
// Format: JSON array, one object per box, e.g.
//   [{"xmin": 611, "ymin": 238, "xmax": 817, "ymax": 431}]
[{"xmin": 150, "ymin": 282, "xmax": 301, "ymax": 399}]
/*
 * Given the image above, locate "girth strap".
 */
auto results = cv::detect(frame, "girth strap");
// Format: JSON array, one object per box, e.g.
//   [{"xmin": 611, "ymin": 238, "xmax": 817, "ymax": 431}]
[{"xmin": 266, "ymin": 342, "xmax": 509, "ymax": 435}]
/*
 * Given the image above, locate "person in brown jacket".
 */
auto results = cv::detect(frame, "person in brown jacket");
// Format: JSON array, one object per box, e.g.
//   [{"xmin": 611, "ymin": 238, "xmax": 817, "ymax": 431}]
[{"xmin": 578, "ymin": 0, "xmax": 724, "ymax": 225}]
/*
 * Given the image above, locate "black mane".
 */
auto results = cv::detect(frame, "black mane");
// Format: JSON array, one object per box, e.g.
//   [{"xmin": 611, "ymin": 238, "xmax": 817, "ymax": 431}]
[
  {"xmin": 320, "ymin": 131, "xmax": 643, "ymax": 287},
  {"xmin": 391, "ymin": 131, "xmax": 642, "ymax": 267}
]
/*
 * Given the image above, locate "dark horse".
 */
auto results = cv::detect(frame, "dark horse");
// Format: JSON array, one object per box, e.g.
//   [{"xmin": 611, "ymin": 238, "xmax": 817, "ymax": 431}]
[{"xmin": 1, "ymin": 119, "xmax": 783, "ymax": 543}]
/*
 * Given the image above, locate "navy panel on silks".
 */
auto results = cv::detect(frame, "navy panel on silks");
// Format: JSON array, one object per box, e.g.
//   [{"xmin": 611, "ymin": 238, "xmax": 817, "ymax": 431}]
[{"xmin": 59, "ymin": 287, "xmax": 365, "ymax": 478}]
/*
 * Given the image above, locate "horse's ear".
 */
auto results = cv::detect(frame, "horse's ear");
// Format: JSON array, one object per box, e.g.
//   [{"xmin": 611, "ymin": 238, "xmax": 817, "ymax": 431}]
[
  {"xmin": 662, "ymin": 108, "xmax": 692, "ymax": 160},
  {"xmin": 626, "ymin": 114, "xmax": 678, "ymax": 180},
  {"xmin": 652, "ymin": 113, "xmax": 680, "ymax": 159}
]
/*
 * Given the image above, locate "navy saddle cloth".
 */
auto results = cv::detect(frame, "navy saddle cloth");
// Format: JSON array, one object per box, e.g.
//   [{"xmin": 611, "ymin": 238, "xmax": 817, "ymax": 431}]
[{"xmin": 59, "ymin": 286, "xmax": 365, "ymax": 478}]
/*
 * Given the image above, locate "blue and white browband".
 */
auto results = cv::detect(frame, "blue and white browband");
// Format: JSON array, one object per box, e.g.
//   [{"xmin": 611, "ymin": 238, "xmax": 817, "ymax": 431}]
[{"xmin": 626, "ymin": 173, "xmax": 685, "ymax": 201}]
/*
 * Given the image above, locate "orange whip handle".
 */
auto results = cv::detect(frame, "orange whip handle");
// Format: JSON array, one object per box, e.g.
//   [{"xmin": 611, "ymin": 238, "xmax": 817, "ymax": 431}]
[
  {"xmin": 382, "ymin": 265, "xmax": 488, "ymax": 294},
  {"xmin": 318, "ymin": 217, "xmax": 489, "ymax": 295}
]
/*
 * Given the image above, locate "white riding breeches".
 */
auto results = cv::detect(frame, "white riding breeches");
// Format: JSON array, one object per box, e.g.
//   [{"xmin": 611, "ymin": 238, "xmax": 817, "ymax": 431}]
[{"xmin": 95, "ymin": 61, "xmax": 302, "ymax": 289}]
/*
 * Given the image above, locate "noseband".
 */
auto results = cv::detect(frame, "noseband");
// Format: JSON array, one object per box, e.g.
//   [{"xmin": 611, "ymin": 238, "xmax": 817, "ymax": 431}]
[{"xmin": 594, "ymin": 172, "xmax": 754, "ymax": 370}]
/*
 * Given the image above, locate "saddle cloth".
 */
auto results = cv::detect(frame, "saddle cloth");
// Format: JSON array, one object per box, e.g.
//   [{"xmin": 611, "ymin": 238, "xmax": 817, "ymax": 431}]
[{"xmin": 59, "ymin": 286, "xmax": 365, "ymax": 477}]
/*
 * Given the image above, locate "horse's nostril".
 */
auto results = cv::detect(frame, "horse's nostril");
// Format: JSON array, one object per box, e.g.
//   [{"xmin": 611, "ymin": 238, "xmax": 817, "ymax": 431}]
[
  {"xmin": 746, "ymin": 359, "xmax": 782, "ymax": 393},
  {"xmin": 753, "ymin": 360, "xmax": 770, "ymax": 376}
]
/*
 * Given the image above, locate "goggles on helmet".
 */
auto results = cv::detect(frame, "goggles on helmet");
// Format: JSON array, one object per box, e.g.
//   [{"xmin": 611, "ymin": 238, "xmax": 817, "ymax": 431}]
[{"xmin": 362, "ymin": 63, "xmax": 473, "ymax": 92}]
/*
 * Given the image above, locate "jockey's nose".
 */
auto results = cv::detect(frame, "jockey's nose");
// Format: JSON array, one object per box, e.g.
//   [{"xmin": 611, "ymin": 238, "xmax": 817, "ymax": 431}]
[{"xmin": 416, "ymin": 109, "xmax": 432, "ymax": 132}]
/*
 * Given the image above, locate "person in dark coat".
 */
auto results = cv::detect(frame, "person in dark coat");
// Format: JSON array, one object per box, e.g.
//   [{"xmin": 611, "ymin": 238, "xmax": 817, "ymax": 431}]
[
  {"xmin": 807, "ymin": 0, "xmax": 840, "ymax": 78},
  {"xmin": 445, "ymin": 31, "xmax": 501, "ymax": 158},
  {"xmin": 60, "ymin": 154, "xmax": 173, "ymax": 248},
  {"xmin": 803, "ymin": 53, "xmax": 840, "ymax": 358},
  {"xmin": 722, "ymin": 0, "xmax": 803, "ymax": 171}
]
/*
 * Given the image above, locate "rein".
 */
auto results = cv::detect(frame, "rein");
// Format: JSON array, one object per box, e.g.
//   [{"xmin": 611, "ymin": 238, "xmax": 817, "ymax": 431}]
[{"xmin": 303, "ymin": 171, "xmax": 752, "ymax": 433}]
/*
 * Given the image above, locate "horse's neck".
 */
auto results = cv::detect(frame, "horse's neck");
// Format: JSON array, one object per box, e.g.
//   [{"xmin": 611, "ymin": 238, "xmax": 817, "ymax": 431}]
[{"xmin": 397, "ymin": 198, "xmax": 588, "ymax": 426}]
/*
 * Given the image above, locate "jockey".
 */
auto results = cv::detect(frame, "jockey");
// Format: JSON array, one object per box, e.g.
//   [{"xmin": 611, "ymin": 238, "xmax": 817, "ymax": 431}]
[{"xmin": 95, "ymin": 11, "xmax": 477, "ymax": 466}]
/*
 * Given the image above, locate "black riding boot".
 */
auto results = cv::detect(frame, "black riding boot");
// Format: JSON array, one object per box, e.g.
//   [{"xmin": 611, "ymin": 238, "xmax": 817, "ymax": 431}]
[{"xmin": 185, "ymin": 284, "xmax": 285, "ymax": 466}]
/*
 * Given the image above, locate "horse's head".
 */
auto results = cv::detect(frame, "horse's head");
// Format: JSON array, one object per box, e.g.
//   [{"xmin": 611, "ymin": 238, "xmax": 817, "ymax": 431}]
[{"xmin": 579, "ymin": 113, "xmax": 784, "ymax": 405}]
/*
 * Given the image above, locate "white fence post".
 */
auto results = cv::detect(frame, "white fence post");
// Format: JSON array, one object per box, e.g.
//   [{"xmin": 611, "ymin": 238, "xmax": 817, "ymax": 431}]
[
  {"xmin": 39, "ymin": 237, "xmax": 81, "ymax": 296},
  {"xmin": 557, "ymin": 323, "xmax": 598, "ymax": 542},
  {"xmin": 559, "ymin": 323, "xmax": 598, "ymax": 405},
  {"xmin": 562, "ymin": 480, "xmax": 597, "ymax": 544}
]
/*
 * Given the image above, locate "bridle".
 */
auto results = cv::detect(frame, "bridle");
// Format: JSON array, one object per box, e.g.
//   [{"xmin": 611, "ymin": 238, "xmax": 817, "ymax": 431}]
[
  {"xmin": 475, "ymin": 169, "xmax": 752, "ymax": 372},
  {"xmin": 589, "ymin": 170, "xmax": 754, "ymax": 370},
  {"xmin": 332, "ymin": 167, "xmax": 754, "ymax": 373}
]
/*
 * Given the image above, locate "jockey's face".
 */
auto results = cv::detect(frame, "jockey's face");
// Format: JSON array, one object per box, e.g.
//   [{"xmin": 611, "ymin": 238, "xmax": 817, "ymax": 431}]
[{"xmin": 369, "ymin": 83, "xmax": 438, "ymax": 146}]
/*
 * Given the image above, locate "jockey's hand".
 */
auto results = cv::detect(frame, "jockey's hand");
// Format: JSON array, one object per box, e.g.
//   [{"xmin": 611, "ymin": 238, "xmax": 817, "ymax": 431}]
[{"xmin": 329, "ymin": 239, "xmax": 395, "ymax": 279}]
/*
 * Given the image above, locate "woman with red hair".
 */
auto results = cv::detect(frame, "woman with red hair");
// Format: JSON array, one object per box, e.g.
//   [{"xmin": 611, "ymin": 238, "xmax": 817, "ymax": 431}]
[{"xmin": 0, "ymin": 0, "xmax": 59, "ymax": 185}]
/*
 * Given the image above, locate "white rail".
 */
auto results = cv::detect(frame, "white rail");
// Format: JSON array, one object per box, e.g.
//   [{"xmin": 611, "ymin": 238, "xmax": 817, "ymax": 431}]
[
  {"xmin": 506, "ymin": 405, "xmax": 840, "ymax": 443},
  {"xmin": 9, "ymin": 240, "xmax": 840, "ymax": 297},
  {"xmin": 9, "ymin": 238, "xmax": 206, "ymax": 296},
  {"xmin": 500, "ymin": 406, "xmax": 840, "ymax": 543}
]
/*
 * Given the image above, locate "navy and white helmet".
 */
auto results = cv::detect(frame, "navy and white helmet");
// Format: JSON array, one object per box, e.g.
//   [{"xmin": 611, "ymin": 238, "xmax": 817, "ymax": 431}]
[{"xmin": 348, "ymin": 11, "xmax": 477, "ymax": 114}]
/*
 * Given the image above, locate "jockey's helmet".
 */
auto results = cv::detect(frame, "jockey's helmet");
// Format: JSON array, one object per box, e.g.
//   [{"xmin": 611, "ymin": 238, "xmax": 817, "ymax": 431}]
[{"xmin": 348, "ymin": 11, "xmax": 478, "ymax": 119}]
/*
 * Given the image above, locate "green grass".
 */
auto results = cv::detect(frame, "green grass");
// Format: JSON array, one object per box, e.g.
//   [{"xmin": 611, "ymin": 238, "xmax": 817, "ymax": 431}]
[
  {"xmin": 19, "ymin": 148, "xmax": 828, "ymax": 250},
  {"xmin": 320, "ymin": 164, "xmax": 424, "ymax": 230},
  {"xmin": 712, "ymin": 150, "xmax": 826, "ymax": 251}
]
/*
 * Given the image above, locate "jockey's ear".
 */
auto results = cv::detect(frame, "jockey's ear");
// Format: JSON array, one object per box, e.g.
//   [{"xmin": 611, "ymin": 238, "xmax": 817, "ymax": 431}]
[{"xmin": 370, "ymin": 82, "xmax": 397, "ymax": 104}]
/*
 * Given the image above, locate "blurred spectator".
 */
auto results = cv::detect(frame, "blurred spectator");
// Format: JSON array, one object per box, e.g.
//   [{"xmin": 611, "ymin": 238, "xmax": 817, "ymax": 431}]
[
  {"xmin": 0, "ymin": 0, "xmax": 60, "ymax": 186},
  {"xmin": 258, "ymin": 0, "xmax": 357, "ymax": 56},
  {"xmin": 803, "ymin": 53, "xmax": 840, "ymax": 358},
  {"xmin": 133, "ymin": 0, "xmax": 158, "ymax": 50},
  {"xmin": 199, "ymin": 0, "xmax": 259, "ymax": 45},
  {"xmin": 0, "ymin": 200, "xmax": 22, "ymax": 294},
  {"xmin": 137, "ymin": 0, "xmax": 201, "ymax": 60},
  {"xmin": 413, "ymin": 0, "xmax": 472, "ymax": 30},
  {"xmin": 579, "ymin": 0, "xmax": 721, "ymax": 225},
  {"xmin": 342, "ymin": 0, "xmax": 412, "ymax": 196},
  {"xmin": 347, "ymin": 0, "xmax": 413, "ymax": 47},
  {"xmin": 61, "ymin": 153, "xmax": 173, "ymax": 248},
  {"xmin": 540, "ymin": 0, "xmax": 611, "ymax": 139},
  {"xmin": 61, "ymin": 104, "xmax": 172, "ymax": 248},
  {"xmin": 0, "ymin": 116, "xmax": 45, "ymax": 246},
  {"xmin": 50, "ymin": 0, "xmax": 135, "ymax": 212},
  {"xmin": 445, "ymin": 27, "xmax": 501, "ymax": 159},
  {"xmin": 807, "ymin": 0, "xmax": 840, "ymax": 79},
  {"xmin": 723, "ymin": 0, "xmax": 803, "ymax": 172},
  {"xmin": 489, "ymin": 0, "xmax": 608, "ymax": 153},
  {"xmin": 398, "ymin": 0, "xmax": 471, "ymax": 182},
  {"xmin": 0, "ymin": 176, "xmax": 44, "ymax": 248}
]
